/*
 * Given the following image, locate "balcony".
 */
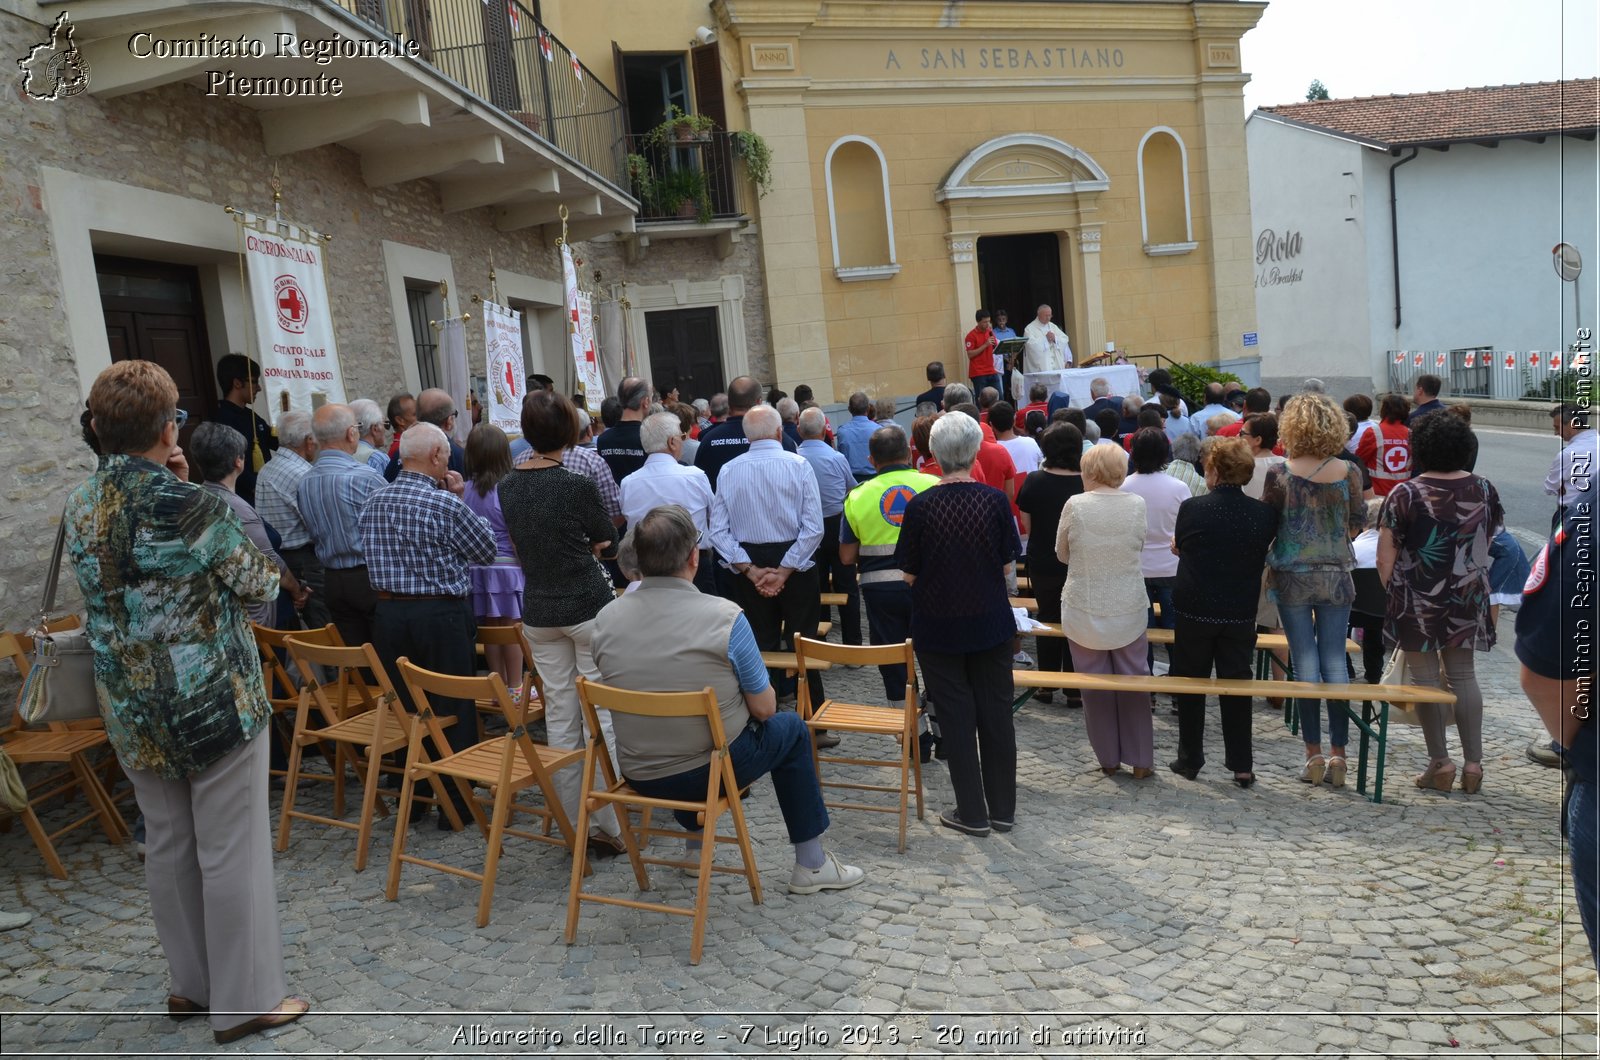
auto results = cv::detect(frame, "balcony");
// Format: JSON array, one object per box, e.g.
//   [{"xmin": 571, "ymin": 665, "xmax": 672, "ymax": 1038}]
[
  {"xmin": 620, "ymin": 130, "xmax": 752, "ymax": 261},
  {"xmin": 330, "ymin": 0, "xmax": 626, "ymax": 192},
  {"xmin": 63, "ymin": 0, "xmax": 636, "ymax": 238}
]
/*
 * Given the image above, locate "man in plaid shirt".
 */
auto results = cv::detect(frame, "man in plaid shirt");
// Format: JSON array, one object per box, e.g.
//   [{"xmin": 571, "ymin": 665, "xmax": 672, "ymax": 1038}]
[{"xmin": 359, "ymin": 423, "xmax": 495, "ymax": 827}]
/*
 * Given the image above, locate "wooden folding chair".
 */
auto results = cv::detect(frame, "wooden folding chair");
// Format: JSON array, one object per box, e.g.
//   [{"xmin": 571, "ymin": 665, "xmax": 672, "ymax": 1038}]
[
  {"xmin": 473, "ymin": 624, "xmax": 544, "ymax": 737},
  {"xmin": 252, "ymin": 623, "xmax": 342, "ymax": 780},
  {"xmin": 276, "ymin": 638, "xmax": 466, "ymax": 871},
  {"xmin": 1, "ymin": 629, "xmax": 129, "ymax": 878},
  {"xmin": 795, "ymin": 636, "xmax": 924, "ymax": 852},
  {"xmin": 565, "ymin": 676, "xmax": 762, "ymax": 965},
  {"xmin": 386, "ymin": 659, "xmax": 582, "ymax": 927}
]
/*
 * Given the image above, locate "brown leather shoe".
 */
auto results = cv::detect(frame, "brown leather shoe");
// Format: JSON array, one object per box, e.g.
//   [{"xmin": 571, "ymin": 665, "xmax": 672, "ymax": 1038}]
[
  {"xmin": 212, "ymin": 997, "xmax": 310, "ymax": 1044},
  {"xmin": 585, "ymin": 830, "xmax": 627, "ymax": 858}
]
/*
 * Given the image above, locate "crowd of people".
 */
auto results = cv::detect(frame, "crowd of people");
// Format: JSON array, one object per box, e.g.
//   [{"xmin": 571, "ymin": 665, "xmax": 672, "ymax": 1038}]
[{"xmin": 27, "ymin": 348, "xmax": 1599, "ymax": 1035}]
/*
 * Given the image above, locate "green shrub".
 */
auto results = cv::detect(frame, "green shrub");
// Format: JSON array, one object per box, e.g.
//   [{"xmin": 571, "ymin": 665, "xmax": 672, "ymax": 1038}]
[
  {"xmin": 1163, "ymin": 363, "xmax": 1243, "ymax": 409},
  {"xmin": 1525, "ymin": 367, "xmax": 1597, "ymax": 404}
]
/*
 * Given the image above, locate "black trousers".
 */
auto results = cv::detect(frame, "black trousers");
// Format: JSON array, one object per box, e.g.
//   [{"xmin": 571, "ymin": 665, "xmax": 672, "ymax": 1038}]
[
  {"xmin": 1028, "ymin": 560, "xmax": 1073, "ymax": 677},
  {"xmin": 861, "ymin": 581, "xmax": 912, "ymax": 701},
  {"xmin": 1170, "ymin": 616, "xmax": 1256, "ymax": 773},
  {"xmin": 373, "ymin": 596, "xmax": 479, "ymax": 756},
  {"xmin": 1348, "ymin": 611, "xmax": 1385, "ymax": 685},
  {"xmin": 916, "ymin": 641, "xmax": 1016, "ymax": 826},
  {"xmin": 814, "ymin": 513, "xmax": 862, "ymax": 645},
  {"xmin": 278, "ymin": 543, "xmax": 332, "ymax": 632},
  {"xmin": 323, "ymin": 565, "xmax": 376, "ymax": 650},
  {"xmin": 731, "ymin": 541, "xmax": 824, "ymax": 706}
]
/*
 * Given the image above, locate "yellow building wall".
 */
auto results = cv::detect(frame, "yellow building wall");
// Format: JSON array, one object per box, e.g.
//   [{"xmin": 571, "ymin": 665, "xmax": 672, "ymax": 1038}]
[{"xmin": 805, "ymin": 100, "xmax": 1217, "ymax": 401}]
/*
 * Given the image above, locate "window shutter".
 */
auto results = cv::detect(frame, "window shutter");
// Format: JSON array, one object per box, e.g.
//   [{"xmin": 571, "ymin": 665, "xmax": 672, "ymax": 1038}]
[{"xmin": 689, "ymin": 42, "xmax": 726, "ymax": 129}]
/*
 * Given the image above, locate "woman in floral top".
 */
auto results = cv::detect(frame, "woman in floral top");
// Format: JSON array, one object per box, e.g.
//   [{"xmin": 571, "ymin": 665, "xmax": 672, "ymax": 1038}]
[
  {"xmin": 1262, "ymin": 394, "xmax": 1367, "ymax": 788},
  {"xmin": 1377, "ymin": 411, "xmax": 1503, "ymax": 794},
  {"xmin": 65, "ymin": 361, "xmax": 307, "ymax": 1043}
]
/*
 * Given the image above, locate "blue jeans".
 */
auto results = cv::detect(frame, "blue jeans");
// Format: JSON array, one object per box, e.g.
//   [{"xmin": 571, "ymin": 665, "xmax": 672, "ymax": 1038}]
[
  {"xmin": 1145, "ymin": 578, "xmax": 1174, "ymax": 668},
  {"xmin": 862, "ymin": 582, "xmax": 913, "ymax": 701},
  {"xmin": 624, "ymin": 712, "xmax": 829, "ymax": 844},
  {"xmin": 1569, "ymin": 775, "xmax": 1599, "ymax": 967},
  {"xmin": 1278, "ymin": 601, "xmax": 1352, "ymax": 747},
  {"xmin": 969, "ymin": 373, "xmax": 1002, "ymax": 398}
]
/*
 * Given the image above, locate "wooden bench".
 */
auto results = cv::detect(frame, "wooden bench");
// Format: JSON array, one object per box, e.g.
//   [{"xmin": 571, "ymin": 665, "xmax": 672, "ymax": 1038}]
[
  {"xmin": 1012, "ymin": 670, "xmax": 1454, "ymax": 804},
  {"xmin": 820, "ymin": 592, "xmax": 849, "ymax": 608},
  {"xmin": 1021, "ymin": 622, "xmax": 1358, "ymax": 657}
]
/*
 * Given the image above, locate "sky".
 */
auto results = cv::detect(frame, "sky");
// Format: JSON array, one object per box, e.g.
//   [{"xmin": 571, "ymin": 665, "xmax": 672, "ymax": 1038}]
[{"xmin": 1240, "ymin": 0, "xmax": 1599, "ymax": 112}]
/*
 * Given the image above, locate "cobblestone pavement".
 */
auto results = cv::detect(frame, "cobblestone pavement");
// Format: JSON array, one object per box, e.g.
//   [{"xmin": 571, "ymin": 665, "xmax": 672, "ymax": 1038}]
[{"xmin": 1, "ymin": 614, "xmax": 1595, "ymax": 1057}]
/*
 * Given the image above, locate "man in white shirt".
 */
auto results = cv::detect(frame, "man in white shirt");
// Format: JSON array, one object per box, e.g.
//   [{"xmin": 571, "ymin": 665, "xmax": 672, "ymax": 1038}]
[
  {"xmin": 254, "ymin": 409, "xmax": 330, "ymax": 630},
  {"xmin": 1546, "ymin": 402, "xmax": 1598, "ymax": 514},
  {"xmin": 710, "ymin": 406, "xmax": 826, "ymax": 706},
  {"xmin": 1022, "ymin": 304, "xmax": 1072, "ymax": 375},
  {"xmin": 620, "ymin": 411, "xmax": 714, "ymax": 591},
  {"xmin": 991, "ymin": 402, "xmax": 1042, "ymax": 474},
  {"xmin": 1185, "ymin": 383, "xmax": 1239, "ymax": 438}
]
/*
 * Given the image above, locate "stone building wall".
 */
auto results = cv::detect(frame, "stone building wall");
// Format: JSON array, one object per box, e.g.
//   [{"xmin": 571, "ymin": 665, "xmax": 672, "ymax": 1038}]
[{"xmin": 0, "ymin": 8, "xmax": 767, "ymax": 633}]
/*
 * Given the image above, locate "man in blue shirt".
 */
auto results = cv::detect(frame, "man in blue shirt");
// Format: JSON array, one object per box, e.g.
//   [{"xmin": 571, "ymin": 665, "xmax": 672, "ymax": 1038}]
[
  {"xmin": 1408, "ymin": 373, "xmax": 1446, "ymax": 424},
  {"xmin": 1186, "ymin": 382, "xmax": 1239, "ymax": 438},
  {"xmin": 915, "ymin": 362, "xmax": 947, "ymax": 409},
  {"xmin": 796, "ymin": 408, "xmax": 860, "ymax": 647},
  {"xmin": 298, "ymin": 403, "xmax": 387, "ymax": 649},
  {"xmin": 834, "ymin": 391, "xmax": 878, "ymax": 482}
]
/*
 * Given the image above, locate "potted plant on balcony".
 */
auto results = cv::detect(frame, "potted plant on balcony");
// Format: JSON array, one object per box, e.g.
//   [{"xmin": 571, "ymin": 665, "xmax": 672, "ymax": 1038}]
[
  {"xmin": 644, "ymin": 105, "xmax": 717, "ymax": 147},
  {"xmin": 729, "ymin": 129, "xmax": 772, "ymax": 197},
  {"xmin": 650, "ymin": 165, "xmax": 713, "ymax": 223}
]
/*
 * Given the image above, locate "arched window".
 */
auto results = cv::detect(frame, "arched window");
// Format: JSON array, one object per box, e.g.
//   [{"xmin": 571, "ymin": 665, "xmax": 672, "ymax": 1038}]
[
  {"xmin": 825, "ymin": 136, "xmax": 899, "ymax": 281},
  {"xmin": 1137, "ymin": 127, "xmax": 1196, "ymax": 255}
]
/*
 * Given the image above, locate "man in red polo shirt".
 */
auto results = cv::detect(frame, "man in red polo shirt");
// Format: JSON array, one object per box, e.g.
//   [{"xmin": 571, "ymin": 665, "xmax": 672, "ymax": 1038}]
[{"xmin": 964, "ymin": 309, "xmax": 1001, "ymax": 397}]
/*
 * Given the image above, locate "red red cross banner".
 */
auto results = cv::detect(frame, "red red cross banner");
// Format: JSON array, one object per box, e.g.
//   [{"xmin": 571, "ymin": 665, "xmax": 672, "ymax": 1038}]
[
  {"xmin": 562, "ymin": 243, "xmax": 604, "ymax": 413},
  {"xmin": 240, "ymin": 212, "xmax": 346, "ymax": 412},
  {"xmin": 483, "ymin": 300, "xmax": 526, "ymax": 437}
]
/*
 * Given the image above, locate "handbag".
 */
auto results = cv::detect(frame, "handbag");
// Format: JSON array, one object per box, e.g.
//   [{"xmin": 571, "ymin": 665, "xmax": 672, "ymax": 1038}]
[
  {"xmin": 0, "ymin": 748, "xmax": 27, "ymax": 816},
  {"xmin": 1379, "ymin": 648, "xmax": 1455, "ymax": 726},
  {"xmin": 17, "ymin": 513, "xmax": 102, "ymax": 726}
]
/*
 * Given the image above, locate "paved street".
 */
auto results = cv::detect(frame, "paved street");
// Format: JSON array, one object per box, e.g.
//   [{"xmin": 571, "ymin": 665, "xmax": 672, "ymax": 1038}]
[
  {"xmin": 1, "ymin": 615, "xmax": 1595, "ymax": 1057},
  {"xmin": 1472, "ymin": 427, "xmax": 1565, "ymax": 554}
]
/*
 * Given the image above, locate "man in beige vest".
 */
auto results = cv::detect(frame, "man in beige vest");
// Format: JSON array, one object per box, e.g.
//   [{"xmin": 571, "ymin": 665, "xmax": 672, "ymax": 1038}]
[{"xmin": 591, "ymin": 505, "xmax": 865, "ymax": 894}]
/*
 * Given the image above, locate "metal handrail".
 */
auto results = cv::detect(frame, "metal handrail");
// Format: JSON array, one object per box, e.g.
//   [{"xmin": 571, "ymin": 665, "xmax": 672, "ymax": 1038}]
[
  {"xmin": 321, "ymin": 0, "xmax": 628, "ymax": 191},
  {"xmin": 623, "ymin": 131, "xmax": 746, "ymax": 223}
]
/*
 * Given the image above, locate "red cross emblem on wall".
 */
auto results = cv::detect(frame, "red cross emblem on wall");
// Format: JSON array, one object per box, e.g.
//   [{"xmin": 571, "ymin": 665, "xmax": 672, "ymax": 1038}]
[{"xmin": 274, "ymin": 275, "xmax": 310, "ymax": 335}]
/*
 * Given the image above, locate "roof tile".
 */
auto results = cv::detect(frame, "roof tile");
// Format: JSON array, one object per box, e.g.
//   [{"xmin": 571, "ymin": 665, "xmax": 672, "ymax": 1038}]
[{"xmin": 1256, "ymin": 79, "xmax": 1599, "ymax": 147}]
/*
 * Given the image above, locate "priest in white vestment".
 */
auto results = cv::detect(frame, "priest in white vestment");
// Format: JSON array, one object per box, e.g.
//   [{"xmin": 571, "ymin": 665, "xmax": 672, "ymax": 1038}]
[{"xmin": 1022, "ymin": 305, "xmax": 1072, "ymax": 374}]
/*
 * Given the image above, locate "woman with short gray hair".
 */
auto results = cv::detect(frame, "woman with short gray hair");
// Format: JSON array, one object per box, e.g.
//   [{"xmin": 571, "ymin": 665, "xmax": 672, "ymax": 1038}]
[
  {"xmin": 895, "ymin": 411, "xmax": 1019, "ymax": 837},
  {"xmin": 191, "ymin": 422, "xmax": 305, "ymax": 626},
  {"xmin": 1167, "ymin": 433, "xmax": 1209, "ymax": 499}
]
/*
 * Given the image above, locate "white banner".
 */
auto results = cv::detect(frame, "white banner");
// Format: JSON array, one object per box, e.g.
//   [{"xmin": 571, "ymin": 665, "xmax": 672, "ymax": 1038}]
[
  {"xmin": 240, "ymin": 213, "xmax": 345, "ymax": 412},
  {"xmin": 483, "ymin": 300, "xmax": 526, "ymax": 437},
  {"xmin": 439, "ymin": 318, "xmax": 471, "ymax": 447},
  {"xmin": 562, "ymin": 243, "xmax": 604, "ymax": 413}
]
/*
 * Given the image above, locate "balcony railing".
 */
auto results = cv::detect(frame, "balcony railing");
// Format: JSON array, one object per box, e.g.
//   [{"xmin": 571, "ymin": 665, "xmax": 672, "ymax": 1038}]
[
  {"xmin": 326, "ymin": 0, "xmax": 628, "ymax": 192},
  {"xmin": 624, "ymin": 131, "xmax": 746, "ymax": 224},
  {"xmin": 1386, "ymin": 348, "xmax": 1589, "ymax": 401}
]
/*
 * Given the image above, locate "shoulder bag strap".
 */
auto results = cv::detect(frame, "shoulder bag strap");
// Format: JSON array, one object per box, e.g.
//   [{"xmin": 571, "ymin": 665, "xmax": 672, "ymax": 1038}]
[{"xmin": 36, "ymin": 508, "xmax": 69, "ymax": 626}]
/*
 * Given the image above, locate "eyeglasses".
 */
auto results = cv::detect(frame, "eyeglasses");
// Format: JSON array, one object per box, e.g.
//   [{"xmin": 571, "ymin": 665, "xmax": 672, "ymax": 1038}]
[{"xmin": 172, "ymin": 408, "xmax": 189, "ymax": 429}]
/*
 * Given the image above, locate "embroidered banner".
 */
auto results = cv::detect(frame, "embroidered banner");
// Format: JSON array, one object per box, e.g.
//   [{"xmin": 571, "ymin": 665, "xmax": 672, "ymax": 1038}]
[
  {"xmin": 562, "ymin": 243, "xmax": 604, "ymax": 413},
  {"xmin": 240, "ymin": 213, "xmax": 346, "ymax": 412},
  {"xmin": 483, "ymin": 300, "xmax": 526, "ymax": 437}
]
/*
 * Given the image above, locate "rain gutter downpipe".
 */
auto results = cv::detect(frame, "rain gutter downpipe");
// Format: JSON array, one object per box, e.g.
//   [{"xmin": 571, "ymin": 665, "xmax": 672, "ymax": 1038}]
[{"xmin": 1390, "ymin": 146, "xmax": 1420, "ymax": 329}]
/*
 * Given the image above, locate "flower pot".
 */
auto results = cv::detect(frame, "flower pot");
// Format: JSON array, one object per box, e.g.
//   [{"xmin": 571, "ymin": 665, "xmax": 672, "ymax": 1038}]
[
  {"xmin": 676, "ymin": 199, "xmax": 699, "ymax": 219},
  {"xmin": 673, "ymin": 123, "xmax": 711, "ymax": 143}
]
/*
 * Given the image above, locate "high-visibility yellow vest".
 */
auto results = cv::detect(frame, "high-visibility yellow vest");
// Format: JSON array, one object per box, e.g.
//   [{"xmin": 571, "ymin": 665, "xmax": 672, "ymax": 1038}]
[{"xmin": 843, "ymin": 467, "xmax": 941, "ymax": 583}]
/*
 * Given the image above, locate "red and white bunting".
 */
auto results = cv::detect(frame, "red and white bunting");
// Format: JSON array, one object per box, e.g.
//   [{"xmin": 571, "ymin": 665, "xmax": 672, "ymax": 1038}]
[
  {"xmin": 1434, "ymin": 352, "xmax": 1446, "ymax": 369},
  {"xmin": 1575, "ymin": 349, "xmax": 1591, "ymax": 370},
  {"xmin": 506, "ymin": 1, "xmax": 519, "ymax": 30},
  {"xmin": 1463, "ymin": 351, "xmax": 1476, "ymax": 368},
  {"xmin": 1393, "ymin": 350, "xmax": 1406, "ymax": 364},
  {"xmin": 1530, "ymin": 351, "xmax": 1541, "ymax": 368},
  {"xmin": 572, "ymin": 53, "xmax": 583, "ymax": 81},
  {"xmin": 538, "ymin": 28, "xmax": 552, "ymax": 61},
  {"xmin": 1503, "ymin": 352, "xmax": 1516, "ymax": 370},
  {"xmin": 1551, "ymin": 352, "xmax": 1563, "ymax": 370}
]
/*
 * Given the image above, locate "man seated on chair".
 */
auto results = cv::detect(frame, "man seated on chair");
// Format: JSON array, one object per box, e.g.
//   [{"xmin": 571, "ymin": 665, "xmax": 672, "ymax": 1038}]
[{"xmin": 590, "ymin": 504, "xmax": 866, "ymax": 895}]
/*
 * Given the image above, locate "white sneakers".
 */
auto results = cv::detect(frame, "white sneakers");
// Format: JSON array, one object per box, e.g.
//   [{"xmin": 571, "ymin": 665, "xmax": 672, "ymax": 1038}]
[
  {"xmin": 1013, "ymin": 650, "xmax": 1035, "ymax": 668},
  {"xmin": 787, "ymin": 851, "xmax": 866, "ymax": 895}
]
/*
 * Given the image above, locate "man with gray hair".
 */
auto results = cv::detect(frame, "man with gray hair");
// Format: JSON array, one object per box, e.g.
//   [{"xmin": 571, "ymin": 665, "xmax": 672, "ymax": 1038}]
[
  {"xmin": 255, "ymin": 408, "xmax": 332, "ymax": 629},
  {"xmin": 940, "ymin": 382, "xmax": 973, "ymax": 411},
  {"xmin": 1083, "ymin": 378, "xmax": 1119, "ymax": 424},
  {"xmin": 348, "ymin": 398, "xmax": 388, "ymax": 473},
  {"xmin": 384, "ymin": 387, "xmax": 464, "ymax": 481},
  {"xmin": 796, "ymin": 407, "xmax": 860, "ymax": 648},
  {"xmin": 299, "ymin": 403, "xmax": 387, "ymax": 648},
  {"xmin": 597, "ymin": 376, "xmax": 652, "ymax": 483},
  {"xmin": 591, "ymin": 505, "xmax": 864, "ymax": 894},
  {"xmin": 776, "ymin": 397, "xmax": 802, "ymax": 446},
  {"xmin": 359, "ymin": 422, "xmax": 496, "ymax": 826},
  {"xmin": 709, "ymin": 405, "xmax": 827, "ymax": 709},
  {"xmin": 619, "ymin": 411, "xmax": 715, "ymax": 592}
]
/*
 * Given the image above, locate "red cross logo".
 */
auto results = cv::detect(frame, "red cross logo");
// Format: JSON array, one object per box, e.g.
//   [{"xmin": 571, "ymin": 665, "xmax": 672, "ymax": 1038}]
[{"xmin": 274, "ymin": 275, "xmax": 310, "ymax": 335}]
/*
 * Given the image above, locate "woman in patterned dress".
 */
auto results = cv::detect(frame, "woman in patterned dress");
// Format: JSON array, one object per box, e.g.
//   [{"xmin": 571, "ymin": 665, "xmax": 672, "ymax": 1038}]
[{"xmin": 1377, "ymin": 411, "xmax": 1503, "ymax": 794}]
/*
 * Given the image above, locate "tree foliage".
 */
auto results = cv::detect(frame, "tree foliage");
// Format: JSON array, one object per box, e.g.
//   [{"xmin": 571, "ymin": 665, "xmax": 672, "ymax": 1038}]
[{"xmin": 1306, "ymin": 79, "xmax": 1331, "ymax": 101}]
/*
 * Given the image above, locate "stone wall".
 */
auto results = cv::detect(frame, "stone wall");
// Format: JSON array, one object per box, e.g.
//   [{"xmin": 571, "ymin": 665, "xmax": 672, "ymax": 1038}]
[{"xmin": 0, "ymin": 8, "xmax": 762, "ymax": 633}]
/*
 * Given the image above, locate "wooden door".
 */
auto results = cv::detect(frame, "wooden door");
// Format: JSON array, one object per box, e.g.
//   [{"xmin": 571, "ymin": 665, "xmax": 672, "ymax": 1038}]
[
  {"xmin": 644, "ymin": 307, "xmax": 723, "ymax": 403},
  {"xmin": 97, "ymin": 256, "xmax": 217, "ymax": 439}
]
